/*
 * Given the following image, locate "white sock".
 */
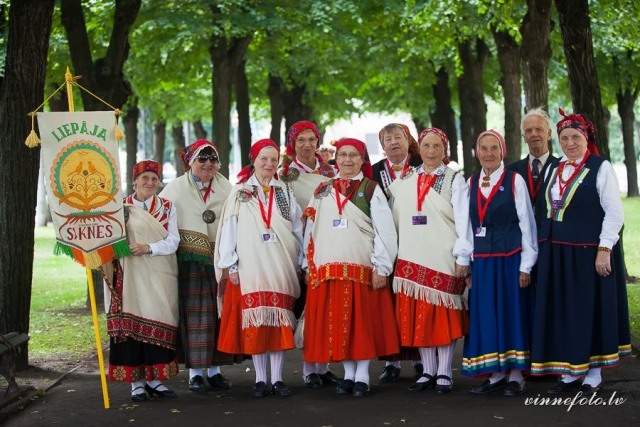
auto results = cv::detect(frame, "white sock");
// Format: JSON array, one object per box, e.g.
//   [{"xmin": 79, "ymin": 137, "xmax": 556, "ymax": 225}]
[
  {"xmin": 270, "ymin": 351, "xmax": 284, "ymax": 384},
  {"xmin": 582, "ymin": 368, "xmax": 602, "ymax": 387},
  {"xmin": 508, "ymin": 369, "xmax": 524, "ymax": 384},
  {"xmin": 145, "ymin": 379, "xmax": 169, "ymax": 391},
  {"xmin": 131, "ymin": 380, "xmax": 146, "ymax": 395},
  {"xmin": 561, "ymin": 374, "xmax": 581, "ymax": 384},
  {"xmin": 252, "ymin": 353, "xmax": 269, "ymax": 384},
  {"xmin": 207, "ymin": 366, "xmax": 221, "ymax": 377},
  {"xmin": 303, "ymin": 361, "xmax": 316, "ymax": 378},
  {"xmin": 436, "ymin": 343, "xmax": 455, "ymax": 385},
  {"xmin": 355, "ymin": 360, "xmax": 371, "ymax": 385},
  {"xmin": 418, "ymin": 347, "xmax": 437, "ymax": 379},
  {"xmin": 316, "ymin": 363, "xmax": 329, "ymax": 375},
  {"xmin": 343, "ymin": 360, "xmax": 356, "ymax": 381},
  {"xmin": 489, "ymin": 372, "xmax": 506, "ymax": 384},
  {"xmin": 385, "ymin": 360, "xmax": 401, "ymax": 368},
  {"xmin": 189, "ymin": 368, "xmax": 204, "ymax": 380}
]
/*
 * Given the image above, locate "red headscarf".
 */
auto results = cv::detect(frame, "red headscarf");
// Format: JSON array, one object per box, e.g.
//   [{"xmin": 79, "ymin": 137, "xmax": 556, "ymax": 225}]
[
  {"xmin": 556, "ymin": 108, "xmax": 600, "ymax": 156},
  {"xmin": 286, "ymin": 120, "xmax": 321, "ymax": 157},
  {"xmin": 132, "ymin": 160, "xmax": 161, "ymax": 180},
  {"xmin": 418, "ymin": 127, "xmax": 450, "ymax": 164},
  {"xmin": 475, "ymin": 129, "xmax": 507, "ymax": 160},
  {"xmin": 236, "ymin": 138, "xmax": 280, "ymax": 184},
  {"xmin": 182, "ymin": 139, "xmax": 220, "ymax": 168},
  {"xmin": 334, "ymin": 137, "xmax": 373, "ymax": 179}
]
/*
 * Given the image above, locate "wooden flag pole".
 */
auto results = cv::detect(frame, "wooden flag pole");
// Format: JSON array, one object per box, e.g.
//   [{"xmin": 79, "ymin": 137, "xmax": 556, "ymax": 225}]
[{"xmin": 65, "ymin": 66, "xmax": 111, "ymax": 409}]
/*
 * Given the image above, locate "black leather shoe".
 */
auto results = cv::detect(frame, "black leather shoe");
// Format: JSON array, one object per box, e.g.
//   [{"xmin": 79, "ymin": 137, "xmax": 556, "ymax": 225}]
[
  {"xmin": 434, "ymin": 375, "xmax": 453, "ymax": 395},
  {"xmin": 253, "ymin": 381, "xmax": 269, "ymax": 398},
  {"xmin": 548, "ymin": 379, "xmax": 581, "ymax": 395},
  {"xmin": 413, "ymin": 363, "xmax": 424, "ymax": 381},
  {"xmin": 503, "ymin": 381, "xmax": 525, "ymax": 397},
  {"xmin": 378, "ymin": 365, "xmax": 401, "ymax": 384},
  {"xmin": 207, "ymin": 373, "xmax": 231, "ymax": 390},
  {"xmin": 131, "ymin": 386, "xmax": 148, "ymax": 402},
  {"xmin": 145, "ymin": 383, "xmax": 177, "ymax": 399},
  {"xmin": 336, "ymin": 379, "xmax": 355, "ymax": 395},
  {"xmin": 189, "ymin": 375, "xmax": 207, "ymax": 393},
  {"xmin": 319, "ymin": 370, "xmax": 339, "ymax": 385},
  {"xmin": 352, "ymin": 381, "xmax": 370, "ymax": 397},
  {"xmin": 469, "ymin": 378, "xmax": 508, "ymax": 395},
  {"xmin": 272, "ymin": 381, "xmax": 291, "ymax": 397},
  {"xmin": 408, "ymin": 374, "xmax": 435, "ymax": 391},
  {"xmin": 579, "ymin": 383, "xmax": 600, "ymax": 394},
  {"xmin": 304, "ymin": 373, "xmax": 323, "ymax": 389}
]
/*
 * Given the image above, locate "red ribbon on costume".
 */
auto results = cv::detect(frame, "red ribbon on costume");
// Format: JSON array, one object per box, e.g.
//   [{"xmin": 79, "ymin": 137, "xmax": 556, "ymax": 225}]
[
  {"xmin": 416, "ymin": 173, "xmax": 437, "ymax": 212},
  {"xmin": 333, "ymin": 180, "xmax": 356, "ymax": 215},
  {"xmin": 556, "ymin": 152, "xmax": 589, "ymax": 198},
  {"xmin": 201, "ymin": 181, "xmax": 213, "ymax": 202},
  {"xmin": 476, "ymin": 171, "xmax": 507, "ymax": 226},
  {"xmin": 257, "ymin": 187, "xmax": 274, "ymax": 230}
]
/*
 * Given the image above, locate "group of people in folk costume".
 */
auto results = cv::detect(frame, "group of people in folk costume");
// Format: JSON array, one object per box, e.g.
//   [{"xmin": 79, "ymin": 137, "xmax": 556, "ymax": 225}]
[{"xmin": 102, "ymin": 108, "xmax": 630, "ymax": 402}]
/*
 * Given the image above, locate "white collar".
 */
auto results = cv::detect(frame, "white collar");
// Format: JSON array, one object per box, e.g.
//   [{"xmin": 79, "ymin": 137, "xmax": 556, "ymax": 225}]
[
  {"xmin": 528, "ymin": 151, "xmax": 550, "ymax": 165},
  {"xmin": 247, "ymin": 173, "xmax": 284, "ymax": 189},
  {"xmin": 292, "ymin": 157, "xmax": 319, "ymax": 173},
  {"xmin": 336, "ymin": 171, "xmax": 364, "ymax": 181},
  {"xmin": 417, "ymin": 163, "xmax": 446, "ymax": 175},
  {"xmin": 131, "ymin": 194, "xmax": 154, "ymax": 207},
  {"xmin": 387, "ymin": 155, "xmax": 408, "ymax": 166},
  {"xmin": 480, "ymin": 162, "xmax": 505, "ymax": 180}
]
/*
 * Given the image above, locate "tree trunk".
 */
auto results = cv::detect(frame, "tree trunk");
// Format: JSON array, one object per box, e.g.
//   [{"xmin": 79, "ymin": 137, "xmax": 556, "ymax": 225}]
[
  {"xmin": 268, "ymin": 74, "xmax": 285, "ymax": 145},
  {"xmin": 193, "ymin": 120, "xmax": 207, "ymax": 140},
  {"xmin": 520, "ymin": 0, "xmax": 552, "ymax": 112},
  {"xmin": 430, "ymin": 67, "xmax": 459, "ymax": 162},
  {"xmin": 617, "ymin": 88, "xmax": 639, "ymax": 197},
  {"xmin": 172, "ymin": 124, "xmax": 186, "ymax": 177},
  {"xmin": 457, "ymin": 39, "xmax": 489, "ymax": 177},
  {"xmin": 60, "ymin": 0, "xmax": 141, "ymax": 111},
  {"xmin": 124, "ymin": 101, "xmax": 139, "ymax": 195},
  {"xmin": 0, "ymin": 0, "xmax": 54, "ymax": 370},
  {"xmin": 235, "ymin": 58, "xmax": 252, "ymax": 166},
  {"xmin": 555, "ymin": 0, "xmax": 610, "ymax": 159},
  {"xmin": 494, "ymin": 30, "xmax": 523, "ymax": 165},
  {"xmin": 283, "ymin": 82, "xmax": 314, "ymax": 132},
  {"xmin": 153, "ymin": 120, "xmax": 166, "ymax": 167}
]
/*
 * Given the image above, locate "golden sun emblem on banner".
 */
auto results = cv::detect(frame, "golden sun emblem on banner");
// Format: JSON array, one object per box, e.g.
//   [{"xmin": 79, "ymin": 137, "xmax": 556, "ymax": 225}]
[{"xmin": 50, "ymin": 140, "xmax": 119, "ymax": 211}]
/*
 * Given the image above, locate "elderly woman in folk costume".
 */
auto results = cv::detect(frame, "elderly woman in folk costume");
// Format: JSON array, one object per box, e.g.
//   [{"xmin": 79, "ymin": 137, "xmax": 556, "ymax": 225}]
[
  {"xmin": 159, "ymin": 139, "xmax": 238, "ymax": 393},
  {"xmin": 388, "ymin": 128, "xmax": 472, "ymax": 394},
  {"xmin": 531, "ymin": 110, "xmax": 630, "ymax": 394},
  {"xmin": 215, "ymin": 139, "xmax": 303, "ymax": 398},
  {"xmin": 279, "ymin": 120, "xmax": 338, "ymax": 389},
  {"xmin": 302, "ymin": 138, "xmax": 399, "ymax": 398},
  {"xmin": 104, "ymin": 161, "xmax": 179, "ymax": 402},
  {"xmin": 462, "ymin": 130, "xmax": 538, "ymax": 397},
  {"xmin": 372, "ymin": 123, "xmax": 422, "ymax": 383}
]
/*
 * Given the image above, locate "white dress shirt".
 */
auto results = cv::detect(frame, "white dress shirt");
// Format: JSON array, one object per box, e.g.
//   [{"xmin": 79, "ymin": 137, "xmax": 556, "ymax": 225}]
[
  {"xmin": 467, "ymin": 163, "xmax": 538, "ymax": 273},
  {"xmin": 217, "ymin": 174, "xmax": 304, "ymax": 273},
  {"xmin": 302, "ymin": 171, "xmax": 398, "ymax": 276},
  {"xmin": 415, "ymin": 164, "xmax": 473, "ymax": 266},
  {"xmin": 528, "ymin": 151, "xmax": 550, "ymax": 169},
  {"xmin": 130, "ymin": 196, "xmax": 180, "ymax": 256},
  {"xmin": 546, "ymin": 156, "xmax": 623, "ymax": 248}
]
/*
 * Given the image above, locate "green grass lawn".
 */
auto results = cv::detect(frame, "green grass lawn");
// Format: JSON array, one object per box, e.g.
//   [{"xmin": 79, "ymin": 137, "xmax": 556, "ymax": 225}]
[
  {"xmin": 29, "ymin": 198, "xmax": 640, "ymax": 360},
  {"xmin": 30, "ymin": 226, "xmax": 107, "ymax": 360}
]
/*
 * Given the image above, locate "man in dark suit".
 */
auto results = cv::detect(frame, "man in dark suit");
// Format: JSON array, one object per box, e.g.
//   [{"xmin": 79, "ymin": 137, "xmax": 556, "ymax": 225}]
[
  {"xmin": 372, "ymin": 123, "xmax": 422, "ymax": 199},
  {"xmin": 507, "ymin": 108, "xmax": 559, "ymax": 209}
]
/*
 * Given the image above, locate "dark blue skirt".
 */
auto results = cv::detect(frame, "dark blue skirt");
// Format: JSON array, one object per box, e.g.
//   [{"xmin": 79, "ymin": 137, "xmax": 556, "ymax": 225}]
[
  {"xmin": 462, "ymin": 253, "xmax": 531, "ymax": 376},
  {"xmin": 530, "ymin": 242, "xmax": 631, "ymax": 376}
]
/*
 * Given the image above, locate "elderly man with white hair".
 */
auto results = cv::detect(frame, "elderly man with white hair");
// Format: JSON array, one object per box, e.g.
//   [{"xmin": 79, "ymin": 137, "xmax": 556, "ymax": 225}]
[{"xmin": 507, "ymin": 108, "xmax": 559, "ymax": 206}]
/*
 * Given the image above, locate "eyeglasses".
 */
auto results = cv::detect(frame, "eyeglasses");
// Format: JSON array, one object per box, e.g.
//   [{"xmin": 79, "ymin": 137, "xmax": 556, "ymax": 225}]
[
  {"xmin": 336, "ymin": 152, "xmax": 362, "ymax": 160},
  {"xmin": 196, "ymin": 155, "xmax": 219, "ymax": 163}
]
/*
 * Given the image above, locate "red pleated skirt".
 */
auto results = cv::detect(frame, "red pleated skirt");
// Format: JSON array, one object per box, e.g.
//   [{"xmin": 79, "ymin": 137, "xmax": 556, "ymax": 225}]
[
  {"xmin": 217, "ymin": 283, "xmax": 295, "ymax": 355},
  {"xmin": 395, "ymin": 293, "xmax": 467, "ymax": 347},
  {"xmin": 303, "ymin": 279, "xmax": 399, "ymax": 362}
]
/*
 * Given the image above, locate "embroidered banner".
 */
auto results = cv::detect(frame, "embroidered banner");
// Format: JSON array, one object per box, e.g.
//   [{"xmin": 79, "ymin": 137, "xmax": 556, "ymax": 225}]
[{"xmin": 38, "ymin": 111, "xmax": 130, "ymax": 268}]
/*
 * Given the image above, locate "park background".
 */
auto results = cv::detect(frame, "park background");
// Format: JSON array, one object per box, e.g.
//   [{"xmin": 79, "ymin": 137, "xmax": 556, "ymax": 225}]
[{"xmin": 0, "ymin": 0, "xmax": 639, "ymax": 405}]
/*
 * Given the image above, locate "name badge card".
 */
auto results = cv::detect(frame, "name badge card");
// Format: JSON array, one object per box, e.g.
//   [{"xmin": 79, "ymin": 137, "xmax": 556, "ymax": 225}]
[
  {"xmin": 333, "ymin": 218, "xmax": 348, "ymax": 229},
  {"xmin": 412, "ymin": 214, "xmax": 427, "ymax": 225},
  {"xmin": 475, "ymin": 226, "xmax": 487, "ymax": 237}
]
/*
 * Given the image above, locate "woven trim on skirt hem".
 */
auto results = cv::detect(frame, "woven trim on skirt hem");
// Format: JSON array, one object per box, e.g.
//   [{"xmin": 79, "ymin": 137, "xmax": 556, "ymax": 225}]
[
  {"xmin": 530, "ymin": 344, "xmax": 632, "ymax": 376},
  {"xmin": 109, "ymin": 359, "xmax": 179, "ymax": 382},
  {"xmin": 462, "ymin": 350, "xmax": 530, "ymax": 376}
]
